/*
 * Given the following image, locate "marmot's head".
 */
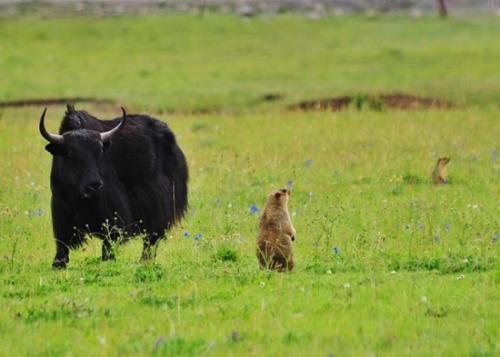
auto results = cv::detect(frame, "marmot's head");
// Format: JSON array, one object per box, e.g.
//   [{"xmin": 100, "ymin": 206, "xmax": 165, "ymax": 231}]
[
  {"xmin": 438, "ymin": 157, "xmax": 450, "ymax": 167},
  {"xmin": 267, "ymin": 188, "xmax": 290, "ymax": 207}
]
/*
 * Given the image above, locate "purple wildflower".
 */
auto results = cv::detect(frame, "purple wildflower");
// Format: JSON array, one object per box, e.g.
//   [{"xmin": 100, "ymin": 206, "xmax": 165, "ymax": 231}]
[
  {"xmin": 194, "ymin": 233, "xmax": 202, "ymax": 241},
  {"xmin": 183, "ymin": 231, "xmax": 190, "ymax": 238},
  {"xmin": 249, "ymin": 204, "xmax": 259, "ymax": 214},
  {"xmin": 444, "ymin": 224, "xmax": 451, "ymax": 232},
  {"xmin": 287, "ymin": 180, "xmax": 293, "ymax": 189},
  {"xmin": 418, "ymin": 223, "xmax": 425, "ymax": 230},
  {"xmin": 433, "ymin": 236, "xmax": 441, "ymax": 243},
  {"xmin": 305, "ymin": 159, "xmax": 313, "ymax": 167},
  {"xmin": 332, "ymin": 246, "xmax": 341, "ymax": 255}
]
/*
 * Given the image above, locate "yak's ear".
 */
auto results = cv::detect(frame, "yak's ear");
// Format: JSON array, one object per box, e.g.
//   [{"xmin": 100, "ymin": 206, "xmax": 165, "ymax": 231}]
[
  {"xmin": 103, "ymin": 140, "xmax": 112, "ymax": 152},
  {"xmin": 45, "ymin": 143, "xmax": 66, "ymax": 156}
]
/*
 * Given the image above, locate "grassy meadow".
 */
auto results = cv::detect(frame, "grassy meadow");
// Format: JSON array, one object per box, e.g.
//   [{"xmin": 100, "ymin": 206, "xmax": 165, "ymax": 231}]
[{"xmin": 0, "ymin": 13, "xmax": 499, "ymax": 356}]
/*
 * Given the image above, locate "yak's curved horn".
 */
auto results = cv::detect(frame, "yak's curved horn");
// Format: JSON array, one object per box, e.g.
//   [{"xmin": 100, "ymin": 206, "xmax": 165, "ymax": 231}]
[
  {"xmin": 39, "ymin": 107, "xmax": 64, "ymax": 145},
  {"xmin": 100, "ymin": 107, "xmax": 127, "ymax": 142}
]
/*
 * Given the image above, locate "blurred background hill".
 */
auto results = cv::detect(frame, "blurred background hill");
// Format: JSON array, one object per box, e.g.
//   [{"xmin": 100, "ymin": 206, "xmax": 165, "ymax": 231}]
[{"xmin": 1, "ymin": 0, "xmax": 499, "ymax": 17}]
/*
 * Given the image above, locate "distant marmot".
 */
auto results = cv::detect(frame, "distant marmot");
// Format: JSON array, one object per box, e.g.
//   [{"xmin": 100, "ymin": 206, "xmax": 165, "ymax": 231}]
[
  {"xmin": 256, "ymin": 188, "xmax": 296, "ymax": 272},
  {"xmin": 431, "ymin": 157, "xmax": 450, "ymax": 185}
]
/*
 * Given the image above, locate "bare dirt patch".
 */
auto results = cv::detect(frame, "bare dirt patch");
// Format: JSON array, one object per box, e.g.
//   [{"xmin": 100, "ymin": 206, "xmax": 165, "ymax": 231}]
[
  {"xmin": 261, "ymin": 93, "xmax": 284, "ymax": 102},
  {"xmin": 290, "ymin": 93, "xmax": 453, "ymax": 112},
  {"xmin": 0, "ymin": 97, "xmax": 115, "ymax": 109}
]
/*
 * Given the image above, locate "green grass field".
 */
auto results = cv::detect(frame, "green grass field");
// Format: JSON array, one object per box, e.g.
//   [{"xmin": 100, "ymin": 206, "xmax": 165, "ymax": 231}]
[{"xmin": 0, "ymin": 14, "xmax": 499, "ymax": 356}]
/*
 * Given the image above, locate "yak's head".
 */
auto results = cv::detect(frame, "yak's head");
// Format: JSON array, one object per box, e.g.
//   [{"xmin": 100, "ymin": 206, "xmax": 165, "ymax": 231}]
[{"xmin": 39, "ymin": 106, "xmax": 126, "ymax": 198}]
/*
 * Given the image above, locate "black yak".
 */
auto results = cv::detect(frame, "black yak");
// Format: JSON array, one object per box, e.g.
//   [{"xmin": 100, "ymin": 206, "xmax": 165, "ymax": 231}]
[{"xmin": 39, "ymin": 105, "xmax": 188, "ymax": 268}]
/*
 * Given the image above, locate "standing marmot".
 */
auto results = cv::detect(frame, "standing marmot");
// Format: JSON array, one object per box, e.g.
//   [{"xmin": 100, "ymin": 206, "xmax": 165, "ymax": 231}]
[
  {"xmin": 256, "ymin": 188, "xmax": 296, "ymax": 272},
  {"xmin": 431, "ymin": 157, "xmax": 450, "ymax": 185}
]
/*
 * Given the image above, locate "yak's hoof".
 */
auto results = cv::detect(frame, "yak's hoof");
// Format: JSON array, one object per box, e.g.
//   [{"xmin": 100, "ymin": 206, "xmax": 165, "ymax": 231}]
[
  {"xmin": 141, "ymin": 255, "xmax": 153, "ymax": 262},
  {"xmin": 52, "ymin": 259, "xmax": 67, "ymax": 269},
  {"xmin": 102, "ymin": 255, "xmax": 116, "ymax": 262}
]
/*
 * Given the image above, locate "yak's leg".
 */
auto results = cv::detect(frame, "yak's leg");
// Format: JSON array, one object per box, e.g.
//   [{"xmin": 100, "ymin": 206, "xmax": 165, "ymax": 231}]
[
  {"xmin": 51, "ymin": 199, "xmax": 80, "ymax": 269},
  {"xmin": 52, "ymin": 229, "xmax": 84, "ymax": 269},
  {"xmin": 52, "ymin": 240, "xmax": 69, "ymax": 269},
  {"xmin": 101, "ymin": 224, "xmax": 126, "ymax": 261},
  {"xmin": 141, "ymin": 232, "xmax": 163, "ymax": 262},
  {"xmin": 101, "ymin": 239, "xmax": 116, "ymax": 261}
]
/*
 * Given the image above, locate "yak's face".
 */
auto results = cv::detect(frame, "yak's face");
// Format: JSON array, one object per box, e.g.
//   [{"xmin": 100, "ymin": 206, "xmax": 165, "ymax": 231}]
[
  {"xmin": 46, "ymin": 130, "xmax": 110, "ymax": 198},
  {"xmin": 39, "ymin": 106, "xmax": 126, "ymax": 199}
]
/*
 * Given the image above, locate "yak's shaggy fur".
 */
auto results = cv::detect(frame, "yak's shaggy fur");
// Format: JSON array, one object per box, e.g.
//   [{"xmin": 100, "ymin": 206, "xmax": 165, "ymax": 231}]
[{"xmin": 43, "ymin": 105, "xmax": 188, "ymax": 268}]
